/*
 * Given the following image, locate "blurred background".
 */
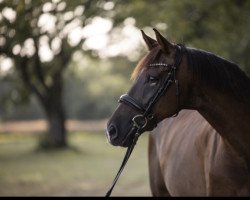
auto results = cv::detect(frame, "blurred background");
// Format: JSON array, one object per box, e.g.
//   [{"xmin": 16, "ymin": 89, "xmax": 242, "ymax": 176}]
[{"xmin": 0, "ymin": 0, "xmax": 250, "ymax": 196}]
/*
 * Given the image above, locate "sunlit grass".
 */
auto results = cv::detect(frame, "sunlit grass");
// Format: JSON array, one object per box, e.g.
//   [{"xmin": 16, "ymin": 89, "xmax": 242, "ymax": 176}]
[{"xmin": 0, "ymin": 131, "xmax": 151, "ymax": 196}]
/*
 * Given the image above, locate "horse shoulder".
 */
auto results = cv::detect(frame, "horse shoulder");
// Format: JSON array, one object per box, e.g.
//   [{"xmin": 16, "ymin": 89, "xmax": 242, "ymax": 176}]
[
  {"xmin": 149, "ymin": 110, "xmax": 250, "ymax": 196},
  {"xmin": 150, "ymin": 110, "xmax": 209, "ymax": 196},
  {"xmin": 205, "ymin": 137, "xmax": 250, "ymax": 195}
]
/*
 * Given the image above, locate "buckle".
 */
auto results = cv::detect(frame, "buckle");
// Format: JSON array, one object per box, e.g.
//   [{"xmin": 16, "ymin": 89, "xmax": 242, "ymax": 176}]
[{"xmin": 132, "ymin": 115, "xmax": 148, "ymax": 129}]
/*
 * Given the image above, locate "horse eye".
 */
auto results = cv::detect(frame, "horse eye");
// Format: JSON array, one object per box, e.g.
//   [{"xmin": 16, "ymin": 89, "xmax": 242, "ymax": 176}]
[{"xmin": 148, "ymin": 76, "xmax": 159, "ymax": 85}]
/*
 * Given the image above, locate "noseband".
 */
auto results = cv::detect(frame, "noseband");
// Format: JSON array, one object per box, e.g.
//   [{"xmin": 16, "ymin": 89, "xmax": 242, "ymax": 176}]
[
  {"xmin": 105, "ymin": 45, "xmax": 184, "ymax": 197},
  {"xmin": 119, "ymin": 44, "xmax": 183, "ymax": 132}
]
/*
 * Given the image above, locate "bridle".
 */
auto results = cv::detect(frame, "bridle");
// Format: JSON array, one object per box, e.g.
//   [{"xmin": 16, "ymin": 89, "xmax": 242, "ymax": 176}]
[
  {"xmin": 105, "ymin": 44, "xmax": 184, "ymax": 197},
  {"xmin": 120, "ymin": 44, "xmax": 184, "ymax": 141}
]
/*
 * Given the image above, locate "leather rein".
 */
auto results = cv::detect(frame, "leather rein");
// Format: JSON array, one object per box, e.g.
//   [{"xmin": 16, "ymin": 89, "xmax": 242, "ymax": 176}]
[{"xmin": 105, "ymin": 45, "xmax": 184, "ymax": 197}]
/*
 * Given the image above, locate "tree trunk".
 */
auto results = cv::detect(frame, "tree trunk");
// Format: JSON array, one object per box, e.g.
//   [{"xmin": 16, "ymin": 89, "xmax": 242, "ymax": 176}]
[
  {"xmin": 38, "ymin": 98, "xmax": 67, "ymax": 149},
  {"xmin": 38, "ymin": 75, "xmax": 68, "ymax": 149},
  {"xmin": 45, "ymin": 108, "xmax": 67, "ymax": 148}
]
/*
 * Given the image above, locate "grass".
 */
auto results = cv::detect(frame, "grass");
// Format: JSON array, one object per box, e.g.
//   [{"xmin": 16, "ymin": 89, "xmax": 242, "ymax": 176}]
[{"xmin": 0, "ymin": 131, "xmax": 151, "ymax": 197}]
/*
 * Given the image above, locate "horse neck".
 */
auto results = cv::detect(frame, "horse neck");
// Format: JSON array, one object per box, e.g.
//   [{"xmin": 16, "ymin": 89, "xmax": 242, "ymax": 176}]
[{"xmin": 193, "ymin": 83, "xmax": 250, "ymax": 163}]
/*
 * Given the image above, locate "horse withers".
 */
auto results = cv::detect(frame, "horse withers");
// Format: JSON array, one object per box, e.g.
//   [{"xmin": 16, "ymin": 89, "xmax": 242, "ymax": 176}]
[{"xmin": 106, "ymin": 29, "xmax": 250, "ymax": 196}]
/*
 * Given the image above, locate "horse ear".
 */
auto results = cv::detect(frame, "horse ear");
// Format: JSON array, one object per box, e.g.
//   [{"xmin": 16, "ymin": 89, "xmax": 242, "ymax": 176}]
[
  {"xmin": 153, "ymin": 28, "xmax": 174, "ymax": 54},
  {"xmin": 141, "ymin": 30, "xmax": 158, "ymax": 50}
]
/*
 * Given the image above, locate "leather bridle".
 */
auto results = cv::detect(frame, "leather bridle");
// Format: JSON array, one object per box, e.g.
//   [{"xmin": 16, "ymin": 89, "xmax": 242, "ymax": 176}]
[
  {"xmin": 119, "ymin": 44, "xmax": 183, "ymax": 133},
  {"xmin": 105, "ymin": 44, "xmax": 184, "ymax": 197}
]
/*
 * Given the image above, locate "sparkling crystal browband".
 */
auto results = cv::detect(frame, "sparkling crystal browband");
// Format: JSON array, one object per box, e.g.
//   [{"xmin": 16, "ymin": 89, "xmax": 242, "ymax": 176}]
[{"xmin": 149, "ymin": 63, "xmax": 171, "ymax": 67}]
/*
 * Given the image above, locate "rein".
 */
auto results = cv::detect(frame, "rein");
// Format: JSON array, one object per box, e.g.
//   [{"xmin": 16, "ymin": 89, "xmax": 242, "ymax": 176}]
[
  {"xmin": 105, "ymin": 126, "xmax": 142, "ymax": 197},
  {"xmin": 105, "ymin": 45, "xmax": 184, "ymax": 197}
]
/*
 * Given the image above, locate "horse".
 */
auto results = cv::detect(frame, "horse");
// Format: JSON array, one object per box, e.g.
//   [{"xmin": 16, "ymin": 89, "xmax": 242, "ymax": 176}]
[{"xmin": 105, "ymin": 29, "xmax": 250, "ymax": 196}]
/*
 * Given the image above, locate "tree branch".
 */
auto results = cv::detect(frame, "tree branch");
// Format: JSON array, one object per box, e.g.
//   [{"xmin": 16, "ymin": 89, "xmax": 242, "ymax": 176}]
[
  {"xmin": 0, "ymin": 46, "xmax": 17, "ymax": 59},
  {"xmin": 33, "ymin": 37, "xmax": 49, "ymax": 92},
  {"xmin": 18, "ymin": 57, "xmax": 47, "ymax": 107}
]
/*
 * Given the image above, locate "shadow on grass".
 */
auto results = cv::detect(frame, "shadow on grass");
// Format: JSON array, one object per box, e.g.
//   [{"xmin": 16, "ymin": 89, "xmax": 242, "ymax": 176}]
[
  {"xmin": 33, "ymin": 132, "xmax": 87, "ymax": 154},
  {"xmin": 34, "ymin": 143, "xmax": 84, "ymax": 154}
]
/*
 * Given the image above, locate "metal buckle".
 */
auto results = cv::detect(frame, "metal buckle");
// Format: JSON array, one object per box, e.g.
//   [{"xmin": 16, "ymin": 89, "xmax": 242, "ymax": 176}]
[{"xmin": 132, "ymin": 114, "xmax": 148, "ymax": 129}]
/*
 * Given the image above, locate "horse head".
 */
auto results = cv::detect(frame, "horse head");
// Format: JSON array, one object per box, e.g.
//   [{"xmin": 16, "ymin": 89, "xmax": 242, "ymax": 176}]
[{"xmin": 106, "ymin": 29, "xmax": 192, "ymax": 147}]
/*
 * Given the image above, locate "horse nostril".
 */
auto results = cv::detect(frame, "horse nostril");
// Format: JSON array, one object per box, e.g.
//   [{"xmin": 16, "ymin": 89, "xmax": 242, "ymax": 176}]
[{"xmin": 108, "ymin": 125, "xmax": 118, "ymax": 140}]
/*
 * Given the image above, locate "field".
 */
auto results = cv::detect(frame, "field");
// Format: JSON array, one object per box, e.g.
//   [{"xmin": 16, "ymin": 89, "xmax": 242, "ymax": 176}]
[{"xmin": 0, "ymin": 123, "xmax": 151, "ymax": 197}]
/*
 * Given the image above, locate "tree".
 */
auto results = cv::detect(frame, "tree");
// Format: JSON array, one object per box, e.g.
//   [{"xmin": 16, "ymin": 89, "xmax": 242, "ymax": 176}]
[
  {"xmin": 113, "ymin": 0, "xmax": 250, "ymax": 74},
  {"xmin": 0, "ymin": 0, "xmax": 115, "ymax": 148}
]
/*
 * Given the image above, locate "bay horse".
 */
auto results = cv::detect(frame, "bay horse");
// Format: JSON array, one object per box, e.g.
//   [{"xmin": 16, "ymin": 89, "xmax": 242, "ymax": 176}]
[{"xmin": 105, "ymin": 29, "xmax": 250, "ymax": 196}]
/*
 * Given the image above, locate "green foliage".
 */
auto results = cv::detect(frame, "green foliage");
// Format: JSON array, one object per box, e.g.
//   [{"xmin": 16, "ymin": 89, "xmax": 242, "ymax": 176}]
[
  {"xmin": 114, "ymin": 0, "xmax": 250, "ymax": 73},
  {"xmin": 0, "ymin": 55, "xmax": 134, "ymax": 120},
  {"xmin": 0, "ymin": 0, "xmax": 123, "ymax": 120},
  {"xmin": 0, "ymin": 0, "xmax": 104, "ymax": 98},
  {"xmin": 64, "ymin": 55, "xmax": 132, "ymax": 119}
]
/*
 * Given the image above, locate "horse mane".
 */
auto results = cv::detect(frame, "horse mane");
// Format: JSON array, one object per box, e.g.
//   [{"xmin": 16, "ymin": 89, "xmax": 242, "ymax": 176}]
[
  {"xmin": 132, "ymin": 45, "xmax": 250, "ymax": 101},
  {"xmin": 185, "ymin": 47, "xmax": 250, "ymax": 101}
]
